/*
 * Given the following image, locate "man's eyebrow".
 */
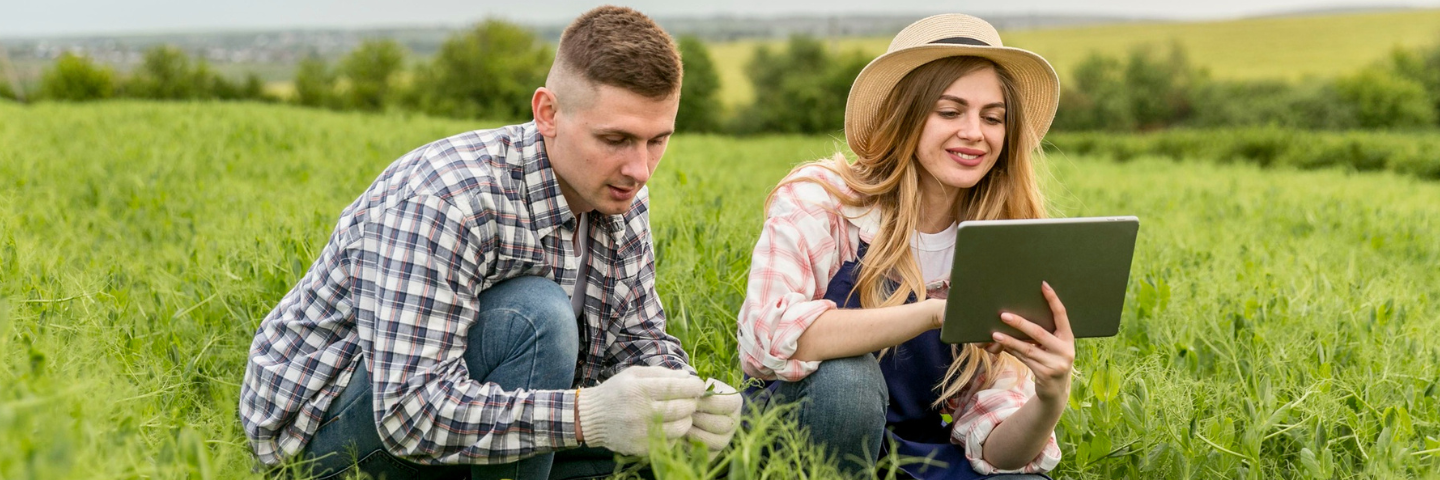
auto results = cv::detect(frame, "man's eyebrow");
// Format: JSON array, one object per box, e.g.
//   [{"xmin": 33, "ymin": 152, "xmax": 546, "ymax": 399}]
[
  {"xmin": 938, "ymin": 95, "xmax": 1005, "ymax": 110},
  {"xmin": 594, "ymin": 128, "xmax": 674, "ymax": 140}
]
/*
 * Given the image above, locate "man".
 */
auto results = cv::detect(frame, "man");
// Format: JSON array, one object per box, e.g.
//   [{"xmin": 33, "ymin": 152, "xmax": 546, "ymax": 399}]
[{"xmin": 239, "ymin": 7, "xmax": 742, "ymax": 479}]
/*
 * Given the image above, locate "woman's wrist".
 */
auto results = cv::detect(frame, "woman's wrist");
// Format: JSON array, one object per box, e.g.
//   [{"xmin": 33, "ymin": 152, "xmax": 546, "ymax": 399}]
[
  {"xmin": 920, "ymin": 298, "xmax": 945, "ymax": 330},
  {"xmin": 1035, "ymin": 384, "xmax": 1070, "ymax": 408}
]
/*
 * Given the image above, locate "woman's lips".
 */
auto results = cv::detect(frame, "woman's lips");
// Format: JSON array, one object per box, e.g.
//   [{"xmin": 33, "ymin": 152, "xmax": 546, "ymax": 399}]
[{"xmin": 948, "ymin": 148, "xmax": 985, "ymax": 167}]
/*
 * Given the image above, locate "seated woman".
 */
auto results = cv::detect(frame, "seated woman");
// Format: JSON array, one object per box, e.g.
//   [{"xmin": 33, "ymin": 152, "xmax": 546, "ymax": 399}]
[{"xmin": 737, "ymin": 14, "xmax": 1073, "ymax": 480}]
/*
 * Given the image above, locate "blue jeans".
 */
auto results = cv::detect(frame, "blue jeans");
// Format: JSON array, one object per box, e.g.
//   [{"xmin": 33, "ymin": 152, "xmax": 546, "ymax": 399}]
[
  {"xmin": 299, "ymin": 276, "xmax": 616, "ymax": 480},
  {"xmin": 765, "ymin": 355, "xmax": 1048, "ymax": 480},
  {"xmin": 768, "ymin": 354, "xmax": 890, "ymax": 477}
]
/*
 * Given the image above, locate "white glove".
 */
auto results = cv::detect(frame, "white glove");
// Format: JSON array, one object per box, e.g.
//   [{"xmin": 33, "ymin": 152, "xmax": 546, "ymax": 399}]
[
  {"xmin": 577, "ymin": 366, "xmax": 705, "ymax": 456},
  {"xmin": 684, "ymin": 378, "xmax": 742, "ymax": 454}
]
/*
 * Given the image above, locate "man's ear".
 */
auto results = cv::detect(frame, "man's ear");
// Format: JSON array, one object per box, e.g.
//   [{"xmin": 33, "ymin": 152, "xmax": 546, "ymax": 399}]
[{"xmin": 533, "ymin": 87, "xmax": 559, "ymax": 138}]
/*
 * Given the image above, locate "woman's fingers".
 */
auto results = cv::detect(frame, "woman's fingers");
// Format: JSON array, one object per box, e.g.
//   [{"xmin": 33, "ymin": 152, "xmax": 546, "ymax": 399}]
[
  {"xmin": 999, "ymin": 312, "xmax": 1070, "ymax": 354},
  {"xmin": 991, "ymin": 331, "xmax": 1046, "ymax": 365},
  {"xmin": 1042, "ymin": 281, "xmax": 1074, "ymax": 342},
  {"xmin": 992, "ymin": 330, "xmax": 1068, "ymax": 374}
]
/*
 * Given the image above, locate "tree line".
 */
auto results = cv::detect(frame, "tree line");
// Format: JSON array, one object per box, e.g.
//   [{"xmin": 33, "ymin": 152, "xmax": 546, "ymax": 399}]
[
  {"xmin": 9, "ymin": 20, "xmax": 1440, "ymax": 135},
  {"xmin": 1053, "ymin": 41, "xmax": 1440, "ymax": 131}
]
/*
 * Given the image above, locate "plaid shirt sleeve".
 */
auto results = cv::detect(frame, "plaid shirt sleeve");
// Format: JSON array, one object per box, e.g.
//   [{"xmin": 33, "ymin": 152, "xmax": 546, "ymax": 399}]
[
  {"xmin": 602, "ymin": 193, "xmax": 694, "ymax": 377},
  {"xmin": 947, "ymin": 362, "xmax": 1062, "ymax": 474},
  {"xmin": 356, "ymin": 192, "xmax": 579, "ymax": 465},
  {"xmin": 736, "ymin": 167, "xmax": 854, "ymax": 382}
]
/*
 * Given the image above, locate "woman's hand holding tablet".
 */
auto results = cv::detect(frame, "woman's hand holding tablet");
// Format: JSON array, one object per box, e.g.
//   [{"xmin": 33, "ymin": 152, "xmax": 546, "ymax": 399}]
[{"xmin": 990, "ymin": 281, "xmax": 1076, "ymax": 402}]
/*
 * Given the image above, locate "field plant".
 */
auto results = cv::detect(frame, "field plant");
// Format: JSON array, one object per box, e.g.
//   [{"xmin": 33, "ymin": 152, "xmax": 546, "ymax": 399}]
[
  {"xmin": 1047, "ymin": 128, "xmax": 1440, "ymax": 181},
  {"xmin": 1, "ymin": 102, "xmax": 1438, "ymax": 478}
]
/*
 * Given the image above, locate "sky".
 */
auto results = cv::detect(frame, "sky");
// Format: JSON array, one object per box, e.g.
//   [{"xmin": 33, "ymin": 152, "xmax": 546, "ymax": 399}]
[{"xmin": 4, "ymin": 0, "xmax": 1440, "ymax": 38}]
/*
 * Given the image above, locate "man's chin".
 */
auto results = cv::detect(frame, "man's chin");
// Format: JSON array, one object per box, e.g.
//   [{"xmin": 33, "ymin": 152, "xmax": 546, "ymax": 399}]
[{"xmin": 592, "ymin": 202, "xmax": 632, "ymax": 215}]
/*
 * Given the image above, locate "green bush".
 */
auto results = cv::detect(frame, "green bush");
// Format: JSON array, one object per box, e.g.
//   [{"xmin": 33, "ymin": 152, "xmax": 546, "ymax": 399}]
[
  {"xmin": 1125, "ymin": 43, "xmax": 1197, "ymax": 130},
  {"xmin": 0, "ymin": 78, "xmax": 19, "ymax": 101},
  {"xmin": 239, "ymin": 73, "xmax": 267, "ymax": 102},
  {"xmin": 408, "ymin": 20, "xmax": 551, "ymax": 121},
  {"xmin": 1187, "ymin": 80, "xmax": 1316, "ymax": 129},
  {"xmin": 1055, "ymin": 53, "xmax": 1133, "ymax": 131},
  {"xmin": 676, "ymin": 36, "xmax": 722, "ymax": 133},
  {"xmin": 1333, "ymin": 67, "xmax": 1435, "ymax": 129},
  {"xmin": 1048, "ymin": 128, "xmax": 1440, "ymax": 181},
  {"xmin": 734, "ymin": 35, "xmax": 866, "ymax": 135},
  {"xmin": 1388, "ymin": 42, "xmax": 1440, "ymax": 125},
  {"xmin": 292, "ymin": 56, "xmax": 336, "ymax": 108},
  {"xmin": 1054, "ymin": 44, "xmax": 1197, "ymax": 131},
  {"xmin": 38, "ymin": 53, "xmax": 116, "ymax": 101},
  {"xmin": 121, "ymin": 45, "xmax": 267, "ymax": 102},
  {"xmin": 339, "ymin": 39, "xmax": 406, "ymax": 112},
  {"xmin": 125, "ymin": 46, "xmax": 199, "ymax": 100},
  {"xmin": 1386, "ymin": 143, "xmax": 1440, "ymax": 179},
  {"xmin": 1278, "ymin": 81, "xmax": 1360, "ymax": 130}
]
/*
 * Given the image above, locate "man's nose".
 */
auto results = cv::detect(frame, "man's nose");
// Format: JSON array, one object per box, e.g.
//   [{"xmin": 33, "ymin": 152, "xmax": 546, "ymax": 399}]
[{"xmin": 620, "ymin": 146, "xmax": 653, "ymax": 184}]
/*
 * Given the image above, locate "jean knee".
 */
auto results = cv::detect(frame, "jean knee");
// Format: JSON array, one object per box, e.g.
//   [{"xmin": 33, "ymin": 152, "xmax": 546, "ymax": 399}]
[
  {"xmin": 805, "ymin": 354, "xmax": 888, "ymax": 410},
  {"xmin": 772, "ymin": 354, "xmax": 887, "ymax": 429},
  {"xmin": 478, "ymin": 277, "xmax": 578, "ymax": 349}
]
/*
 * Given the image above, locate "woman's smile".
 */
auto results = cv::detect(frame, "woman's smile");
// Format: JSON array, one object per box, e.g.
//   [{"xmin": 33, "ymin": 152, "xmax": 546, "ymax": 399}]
[{"xmin": 947, "ymin": 147, "xmax": 986, "ymax": 167}]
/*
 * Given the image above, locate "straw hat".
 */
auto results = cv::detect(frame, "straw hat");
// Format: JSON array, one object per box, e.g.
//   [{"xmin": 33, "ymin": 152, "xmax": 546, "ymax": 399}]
[{"xmin": 844, "ymin": 14, "xmax": 1060, "ymax": 155}]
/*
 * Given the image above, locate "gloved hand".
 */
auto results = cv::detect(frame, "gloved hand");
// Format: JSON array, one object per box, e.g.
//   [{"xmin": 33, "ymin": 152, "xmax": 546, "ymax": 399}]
[
  {"xmin": 684, "ymin": 378, "xmax": 742, "ymax": 455},
  {"xmin": 577, "ymin": 366, "xmax": 706, "ymax": 456}
]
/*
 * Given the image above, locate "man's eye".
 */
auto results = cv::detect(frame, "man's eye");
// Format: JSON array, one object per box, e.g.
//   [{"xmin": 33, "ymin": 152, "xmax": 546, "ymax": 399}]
[{"xmin": 604, "ymin": 137, "xmax": 627, "ymax": 146}]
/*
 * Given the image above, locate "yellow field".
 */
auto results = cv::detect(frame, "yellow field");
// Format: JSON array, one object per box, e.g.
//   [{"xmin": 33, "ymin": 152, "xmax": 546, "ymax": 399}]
[{"xmin": 710, "ymin": 9, "xmax": 1440, "ymax": 108}]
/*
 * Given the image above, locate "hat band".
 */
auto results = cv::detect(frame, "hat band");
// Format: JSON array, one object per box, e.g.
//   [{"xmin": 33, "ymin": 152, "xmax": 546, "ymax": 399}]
[{"xmin": 929, "ymin": 36, "xmax": 990, "ymax": 46}]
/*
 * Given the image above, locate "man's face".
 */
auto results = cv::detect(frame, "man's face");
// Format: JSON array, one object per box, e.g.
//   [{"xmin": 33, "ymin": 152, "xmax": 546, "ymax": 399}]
[{"xmin": 539, "ymin": 83, "xmax": 679, "ymax": 216}]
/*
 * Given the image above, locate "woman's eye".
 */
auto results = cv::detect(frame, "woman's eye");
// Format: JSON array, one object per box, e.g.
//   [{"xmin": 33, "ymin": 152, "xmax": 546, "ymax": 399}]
[
  {"xmin": 985, "ymin": 116, "xmax": 1004, "ymax": 125},
  {"xmin": 938, "ymin": 110, "xmax": 960, "ymax": 119}
]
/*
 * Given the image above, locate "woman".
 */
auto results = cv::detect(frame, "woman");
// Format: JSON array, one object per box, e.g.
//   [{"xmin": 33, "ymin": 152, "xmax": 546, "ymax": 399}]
[{"xmin": 738, "ymin": 14, "xmax": 1072, "ymax": 480}]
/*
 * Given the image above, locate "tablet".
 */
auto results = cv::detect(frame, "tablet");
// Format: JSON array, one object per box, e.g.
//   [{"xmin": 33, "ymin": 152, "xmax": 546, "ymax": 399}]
[{"xmin": 939, "ymin": 216, "xmax": 1139, "ymax": 344}]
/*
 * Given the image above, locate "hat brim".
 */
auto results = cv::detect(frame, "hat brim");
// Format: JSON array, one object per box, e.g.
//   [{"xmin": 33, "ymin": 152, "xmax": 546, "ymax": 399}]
[{"xmin": 844, "ymin": 44, "xmax": 1060, "ymax": 155}]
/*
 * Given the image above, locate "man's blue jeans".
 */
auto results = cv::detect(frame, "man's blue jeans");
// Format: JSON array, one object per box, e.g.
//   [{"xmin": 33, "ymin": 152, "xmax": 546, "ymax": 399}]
[{"xmin": 299, "ymin": 276, "xmax": 615, "ymax": 480}]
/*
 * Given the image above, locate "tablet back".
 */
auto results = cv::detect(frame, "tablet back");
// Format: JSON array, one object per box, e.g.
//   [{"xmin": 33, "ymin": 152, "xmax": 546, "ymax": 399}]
[{"xmin": 940, "ymin": 216, "xmax": 1139, "ymax": 344}]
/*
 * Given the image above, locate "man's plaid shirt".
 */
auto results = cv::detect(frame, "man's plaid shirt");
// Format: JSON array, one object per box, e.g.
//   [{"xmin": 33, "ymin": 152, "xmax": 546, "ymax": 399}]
[{"xmin": 239, "ymin": 121, "xmax": 692, "ymax": 466}]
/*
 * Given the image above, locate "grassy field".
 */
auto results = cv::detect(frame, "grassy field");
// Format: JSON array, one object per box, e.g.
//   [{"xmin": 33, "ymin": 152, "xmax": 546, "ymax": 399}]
[
  {"xmin": 709, "ymin": 9, "xmax": 1440, "ymax": 108},
  {"xmin": 2, "ymin": 101, "xmax": 1439, "ymax": 479}
]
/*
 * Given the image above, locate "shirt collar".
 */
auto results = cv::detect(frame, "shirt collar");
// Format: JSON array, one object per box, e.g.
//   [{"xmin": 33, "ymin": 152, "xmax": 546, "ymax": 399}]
[
  {"xmin": 519, "ymin": 121, "xmax": 628, "ymax": 241},
  {"xmin": 842, "ymin": 203, "xmax": 881, "ymax": 244}
]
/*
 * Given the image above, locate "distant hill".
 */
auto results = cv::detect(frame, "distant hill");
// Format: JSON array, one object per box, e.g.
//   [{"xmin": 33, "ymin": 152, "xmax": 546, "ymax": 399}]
[
  {"xmin": 570, "ymin": 13, "xmax": 1150, "ymax": 42},
  {"xmin": 0, "ymin": 12, "xmax": 1146, "ymax": 88},
  {"xmin": 708, "ymin": 8, "xmax": 1440, "ymax": 108},
  {"xmin": 5, "ymin": 7, "xmax": 1439, "ymax": 105},
  {"xmin": 1248, "ymin": 4, "xmax": 1418, "ymax": 18}
]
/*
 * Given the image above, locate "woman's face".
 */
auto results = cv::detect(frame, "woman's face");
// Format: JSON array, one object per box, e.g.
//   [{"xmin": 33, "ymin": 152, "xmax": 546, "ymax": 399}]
[{"xmin": 914, "ymin": 66, "xmax": 1007, "ymax": 191}]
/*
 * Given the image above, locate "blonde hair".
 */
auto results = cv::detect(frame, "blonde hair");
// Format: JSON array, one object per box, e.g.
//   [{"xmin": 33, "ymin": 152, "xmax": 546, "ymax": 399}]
[{"xmin": 772, "ymin": 56, "xmax": 1048, "ymax": 406}]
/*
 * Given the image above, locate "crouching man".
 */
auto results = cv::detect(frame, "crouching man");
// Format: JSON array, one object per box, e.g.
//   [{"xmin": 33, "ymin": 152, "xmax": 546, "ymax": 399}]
[{"xmin": 240, "ymin": 6, "xmax": 741, "ymax": 479}]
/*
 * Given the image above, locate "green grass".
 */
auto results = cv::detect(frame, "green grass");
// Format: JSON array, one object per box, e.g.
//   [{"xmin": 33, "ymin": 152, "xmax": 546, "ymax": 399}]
[
  {"xmin": 2, "ymin": 101, "xmax": 1439, "ymax": 478},
  {"xmin": 709, "ymin": 9, "xmax": 1440, "ymax": 108}
]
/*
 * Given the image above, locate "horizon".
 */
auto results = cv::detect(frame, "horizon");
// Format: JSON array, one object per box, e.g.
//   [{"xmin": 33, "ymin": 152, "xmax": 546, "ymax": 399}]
[{"xmin": 4, "ymin": 0, "xmax": 1440, "ymax": 39}]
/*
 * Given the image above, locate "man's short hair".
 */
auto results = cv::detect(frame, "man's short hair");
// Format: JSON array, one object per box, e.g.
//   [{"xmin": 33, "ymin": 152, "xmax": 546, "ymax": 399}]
[{"xmin": 555, "ymin": 6, "xmax": 681, "ymax": 99}]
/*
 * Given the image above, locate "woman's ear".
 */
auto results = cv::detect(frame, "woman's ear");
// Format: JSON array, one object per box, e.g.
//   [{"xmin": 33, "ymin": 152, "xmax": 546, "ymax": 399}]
[{"xmin": 532, "ymin": 87, "xmax": 559, "ymax": 138}]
